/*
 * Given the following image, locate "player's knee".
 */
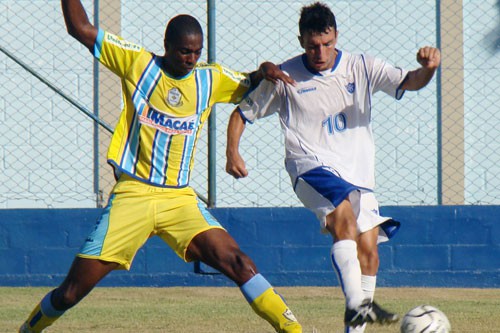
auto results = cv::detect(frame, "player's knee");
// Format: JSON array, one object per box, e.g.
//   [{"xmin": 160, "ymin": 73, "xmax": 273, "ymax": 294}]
[
  {"xmin": 219, "ymin": 249, "xmax": 257, "ymax": 282},
  {"xmin": 53, "ymin": 284, "xmax": 90, "ymax": 310},
  {"xmin": 328, "ymin": 217, "xmax": 357, "ymax": 240},
  {"xmin": 359, "ymin": 247, "xmax": 379, "ymax": 272},
  {"xmin": 229, "ymin": 249, "xmax": 254, "ymax": 270}
]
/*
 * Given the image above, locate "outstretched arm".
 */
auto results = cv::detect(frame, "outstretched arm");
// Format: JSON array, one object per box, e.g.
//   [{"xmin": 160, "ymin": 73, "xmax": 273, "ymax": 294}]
[
  {"xmin": 61, "ymin": 0, "xmax": 98, "ymax": 51},
  {"xmin": 249, "ymin": 62, "xmax": 296, "ymax": 89},
  {"xmin": 401, "ymin": 46, "xmax": 441, "ymax": 91},
  {"xmin": 226, "ymin": 109, "xmax": 249, "ymax": 179}
]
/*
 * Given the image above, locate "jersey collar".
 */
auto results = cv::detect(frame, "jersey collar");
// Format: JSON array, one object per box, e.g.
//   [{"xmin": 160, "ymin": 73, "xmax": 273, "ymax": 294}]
[
  {"xmin": 156, "ymin": 55, "xmax": 195, "ymax": 80},
  {"xmin": 301, "ymin": 49, "xmax": 342, "ymax": 76}
]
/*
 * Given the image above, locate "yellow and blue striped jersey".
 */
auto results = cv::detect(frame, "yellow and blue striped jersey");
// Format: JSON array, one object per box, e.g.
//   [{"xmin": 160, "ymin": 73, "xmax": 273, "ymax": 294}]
[{"xmin": 93, "ymin": 29, "xmax": 251, "ymax": 187}]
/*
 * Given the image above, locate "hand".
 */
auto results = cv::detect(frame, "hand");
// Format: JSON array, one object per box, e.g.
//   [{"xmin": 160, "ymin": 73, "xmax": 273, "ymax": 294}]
[
  {"xmin": 225, "ymin": 151, "xmax": 249, "ymax": 179},
  {"xmin": 416, "ymin": 46, "xmax": 441, "ymax": 70},
  {"xmin": 260, "ymin": 62, "xmax": 296, "ymax": 86}
]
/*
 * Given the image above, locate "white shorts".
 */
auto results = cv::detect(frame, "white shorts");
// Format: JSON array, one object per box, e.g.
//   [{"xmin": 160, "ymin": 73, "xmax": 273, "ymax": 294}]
[{"xmin": 293, "ymin": 166, "xmax": 400, "ymax": 243}]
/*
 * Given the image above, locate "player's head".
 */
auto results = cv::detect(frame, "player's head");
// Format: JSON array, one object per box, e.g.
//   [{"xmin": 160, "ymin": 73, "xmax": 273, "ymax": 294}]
[
  {"xmin": 163, "ymin": 14, "xmax": 203, "ymax": 77},
  {"xmin": 298, "ymin": 2, "xmax": 338, "ymax": 72}
]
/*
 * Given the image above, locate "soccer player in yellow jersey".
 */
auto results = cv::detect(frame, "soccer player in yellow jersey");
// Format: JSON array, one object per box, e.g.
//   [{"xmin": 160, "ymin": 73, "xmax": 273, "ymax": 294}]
[{"xmin": 19, "ymin": 1, "xmax": 301, "ymax": 332}]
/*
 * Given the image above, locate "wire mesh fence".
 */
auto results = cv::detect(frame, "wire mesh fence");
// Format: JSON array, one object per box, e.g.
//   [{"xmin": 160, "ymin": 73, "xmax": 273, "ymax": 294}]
[{"xmin": 0, "ymin": 0, "xmax": 499, "ymax": 208}]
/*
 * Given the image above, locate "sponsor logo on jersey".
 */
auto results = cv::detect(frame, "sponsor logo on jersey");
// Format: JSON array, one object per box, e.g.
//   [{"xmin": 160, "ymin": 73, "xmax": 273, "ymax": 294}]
[
  {"xmin": 222, "ymin": 67, "xmax": 250, "ymax": 86},
  {"xmin": 139, "ymin": 108, "xmax": 196, "ymax": 135},
  {"xmin": 297, "ymin": 86, "xmax": 317, "ymax": 94},
  {"xmin": 346, "ymin": 82, "xmax": 355, "ymax": 94},
  {"xmin": 105, "ymin": 33, "xmax": 141, "ymax": 52},
  {"xmin": 167, "ymin": 87, "xmax": 183, "ymax": 107},
  {"xmin": 196, "ymin": 62, "xmax": 211, "ymax": 68}
]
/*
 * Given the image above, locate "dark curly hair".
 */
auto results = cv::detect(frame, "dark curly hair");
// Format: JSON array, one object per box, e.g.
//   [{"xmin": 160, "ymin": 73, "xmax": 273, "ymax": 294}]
[
  {"xmin": 299, "ymin": 2, "xmax": 337, "ymax": 36},
  {"xmin": 164, "ymin": 14, "xmax": 203, "ymax": 46}
]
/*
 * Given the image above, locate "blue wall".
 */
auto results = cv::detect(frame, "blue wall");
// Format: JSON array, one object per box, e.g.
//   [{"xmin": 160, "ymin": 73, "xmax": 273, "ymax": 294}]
[{"xmin": 0, "ymin": 206, "xmax": 498, "ymax": 287}]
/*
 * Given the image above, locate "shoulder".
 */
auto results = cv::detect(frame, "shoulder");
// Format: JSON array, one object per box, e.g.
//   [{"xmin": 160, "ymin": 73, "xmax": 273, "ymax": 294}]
[
  {"xmin": 195, "ymin": 62, "xmax": 239, "ymax": 77},
  {"xmin": 195, "ymin": 62, "xmax": 250, "ymax": 86},
  {"xmin": 278, "ymin": 54, "xmax": 313, "ymax": 81},
  {"xmin": 100, "ymin": 30, "xmax": 143, "ymax": 53},
  {"xmin": 195, "ymin": 61, "xmax": 218, "ymax": 71},
  {"xmin": 339, "ymin": 51, "xmax": 380, "ymax": 74},
  {"xmin": 341, "ymin": 51, "xmax": 367, "ymax": 66},
  {"xmin": 280, "ymin": 54, "xmax": 305, "ymax": 73}
]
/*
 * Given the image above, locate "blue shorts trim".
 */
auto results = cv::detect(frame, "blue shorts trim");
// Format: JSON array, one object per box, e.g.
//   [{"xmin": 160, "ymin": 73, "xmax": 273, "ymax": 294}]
[
  {"xmin": 295, "ymin": 166, "xmax": 362, "ymax": 207},
  {"xmin": 79, "ymin": 193, "xmax": 114, "ymax": 256}
]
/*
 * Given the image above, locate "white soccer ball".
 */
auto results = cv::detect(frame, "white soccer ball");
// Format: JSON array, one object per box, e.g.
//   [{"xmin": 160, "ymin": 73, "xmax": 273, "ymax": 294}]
[{"xmin": 400, "ymin": 305, "xmax": 451, "ymax": 333}]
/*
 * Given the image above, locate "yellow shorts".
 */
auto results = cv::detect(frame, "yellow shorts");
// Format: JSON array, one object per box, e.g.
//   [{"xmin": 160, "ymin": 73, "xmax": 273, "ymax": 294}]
[{"xmin": 78, "ymin": 175, "xmax": 224, "ymax": 270}]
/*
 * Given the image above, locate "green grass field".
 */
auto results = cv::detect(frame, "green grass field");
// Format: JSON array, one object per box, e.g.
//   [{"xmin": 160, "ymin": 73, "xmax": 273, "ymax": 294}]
[{"xmin": 2, "ymin": 287, "xmax": 499, "ymax": 332}]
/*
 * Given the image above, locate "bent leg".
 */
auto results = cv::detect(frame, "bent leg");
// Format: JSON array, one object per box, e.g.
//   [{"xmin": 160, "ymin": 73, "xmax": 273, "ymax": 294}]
[
  {"xmin": 21, "ymin": 257, "xmax": 117, "ymax": 332},
  {"xmin": 357, "ymin": 227, "xmax": 379, "ymax": 276},
  {"xmin": 345, "ymin": 228, "xmax": 377, "ymax": 333},
  {"xmin": 326, "ymin": 199, "xmax": 365, "ymax": 310},
  {"xmin": 187, "ymin": 228, "xmax": 302, "ymax": 333}
]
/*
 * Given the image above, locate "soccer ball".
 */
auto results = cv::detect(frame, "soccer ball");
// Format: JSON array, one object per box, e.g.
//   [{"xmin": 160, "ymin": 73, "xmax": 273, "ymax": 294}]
[{"xmin": 400, "ymin": 305, "xmax": 451, "ymax": 333}]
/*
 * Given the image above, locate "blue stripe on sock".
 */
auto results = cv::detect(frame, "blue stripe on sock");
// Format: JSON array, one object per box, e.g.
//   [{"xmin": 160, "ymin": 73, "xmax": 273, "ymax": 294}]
[
  {"xmin": 28, "ymin": 310, "xmax": 42, "ymax": 328},
  {"xmin": 331, "ymin": 248, "xmax": 346, "ymax": 296},
  {"xmin": 41, "ymin": 291, "xmax": 65, "ymax": 317},
  {"xmin": 240, "ymin": 273, "xmax": 272, "ymax": 303}
]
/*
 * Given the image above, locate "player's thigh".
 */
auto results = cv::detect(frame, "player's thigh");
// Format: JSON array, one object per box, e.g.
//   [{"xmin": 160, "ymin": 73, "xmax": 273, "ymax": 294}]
[
  {"xmin": 155, "ymin": 193, "xmax": 225, "ymax": 262},
  {"xmin": 294, "ymin": 166, "xmax": 361, "ymax": 232},
  {"xmin": 78, "ymin": 191, "xmax": 154, "ymax": 269},
  {"xmin": 357, "ymin": 227, "xmax": 379, "ymax": 253},
  {"xmin": 187, "ymin": 227, "xmax": 241, "ymax": 263}
]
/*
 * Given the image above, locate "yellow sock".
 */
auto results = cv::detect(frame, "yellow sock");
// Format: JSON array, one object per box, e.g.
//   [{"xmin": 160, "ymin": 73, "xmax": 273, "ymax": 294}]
[
  {"xmin": 250, "ymin": 288, "xmax": 302, "ymax": 332},
  {"xmin": 23, "ymin": 291, "xmax": 64, "ymax": 332},
  {"xmin": 240, "ymin": 274, "xmax": 302, "ymax": 333}
]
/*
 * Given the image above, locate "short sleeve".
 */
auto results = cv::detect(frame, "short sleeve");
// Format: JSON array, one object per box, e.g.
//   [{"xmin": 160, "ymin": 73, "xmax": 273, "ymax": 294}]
[
  {"xmin": 362, "ymin": 54, "xmax": 409, "ymax": 100},
  {"xmin": 211, "ymin": 64, "xmax": 251, "ymax": 104},
  {"xmin": 93, "ymin": 28, "xmax": 144, "ymax": 78},
  {"xmin": 238, "ymin": 79, "xmax": 283, "ymax": 124}
]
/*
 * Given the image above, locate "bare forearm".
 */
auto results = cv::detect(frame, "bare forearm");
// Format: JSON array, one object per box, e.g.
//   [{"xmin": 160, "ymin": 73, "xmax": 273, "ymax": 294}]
[
  {"xmin": 226, "ymin": 109, "xmax": 249, "ymax": 178},
  {"xmin": 401, "ymin": 46, "xmax": 441, "ymax": 91},
  {"xmin": 61, "ymin": 0, "xmax": 97, "ymax": 51},
  {"xmin": 401, "ymin": 66, "xmax": 437, "ymax": 91},
  {"xmin": 226, "ymin": 109, "xmax": 246, "ymax": 156}
]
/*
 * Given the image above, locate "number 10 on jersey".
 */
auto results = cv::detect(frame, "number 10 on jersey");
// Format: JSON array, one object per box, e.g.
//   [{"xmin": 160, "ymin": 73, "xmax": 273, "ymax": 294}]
[{"xmin": 322, "ymin": 112, "xmax": 347, "ymax": 135}]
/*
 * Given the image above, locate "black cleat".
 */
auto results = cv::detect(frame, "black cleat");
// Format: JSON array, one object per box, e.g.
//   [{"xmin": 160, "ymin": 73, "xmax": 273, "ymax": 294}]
[
  {"xmin": 371, "ymin": 301, "xmax": 399, "ymax": 324},
  {"xmin": 345, "ymin": 299, "xmax": 376, "ymax": 327},
  {"xmin": 344, "ymin": 299, "xmax": 399, "ymax": 327}
]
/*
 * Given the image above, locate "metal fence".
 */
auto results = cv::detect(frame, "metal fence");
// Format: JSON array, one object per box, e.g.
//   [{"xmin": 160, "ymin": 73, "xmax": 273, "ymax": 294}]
[{"xmin": 0, "ymin": 0, "xmax": 499, "ymax": 208}]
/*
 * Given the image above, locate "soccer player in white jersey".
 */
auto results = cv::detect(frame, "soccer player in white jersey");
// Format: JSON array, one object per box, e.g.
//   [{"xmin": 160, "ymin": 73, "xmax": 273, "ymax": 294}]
[
  {"xmin": 226, "ymin": 2, "xmax": 441, "ymax": 332},
  {"xmin": 19, "ymin": 1, "xmax": 302, "ymax": 332}
]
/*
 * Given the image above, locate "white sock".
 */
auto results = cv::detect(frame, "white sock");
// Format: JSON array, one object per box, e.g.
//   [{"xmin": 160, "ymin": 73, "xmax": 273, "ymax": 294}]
[
  {"xmin": 361, "ymin": 275, "xmax": 377, "ymax": 301},
  {"xmin": 330, "ymin": 240, "xmax": 364, "ymax": 309}
]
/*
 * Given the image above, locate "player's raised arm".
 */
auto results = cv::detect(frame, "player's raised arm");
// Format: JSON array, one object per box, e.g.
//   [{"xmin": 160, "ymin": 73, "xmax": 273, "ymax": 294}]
[
  {"xmin": 226, "ymin": 108, "xmax": 249, "ymax": 179},
  {"xmin": 61, "ymin": 0, "xmax": 98, "ymax": 51},
  {"xmin": 401, "ymin": 46, "xmax": 441, "ymax": 91}
]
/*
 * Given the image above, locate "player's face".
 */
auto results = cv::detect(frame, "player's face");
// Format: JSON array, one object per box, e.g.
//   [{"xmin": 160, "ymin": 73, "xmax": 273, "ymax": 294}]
[
  {"xmin": 164, "ymin": 33, "xmax": 203, "ymax": 77},
  {"xmin": 299, "ymin": 28, "xmax": 338, "ymax": 72}
]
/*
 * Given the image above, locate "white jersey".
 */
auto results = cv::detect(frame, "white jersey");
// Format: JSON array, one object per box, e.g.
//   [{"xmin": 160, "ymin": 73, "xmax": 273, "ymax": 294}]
[{"xmin": 238, "ymin": 50, "xmax": 408, "ymax": 190}]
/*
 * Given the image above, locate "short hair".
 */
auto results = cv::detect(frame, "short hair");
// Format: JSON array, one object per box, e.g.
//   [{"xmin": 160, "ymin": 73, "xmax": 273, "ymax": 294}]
[
  {"xmin": 299, "ymin": 2, "xmax": 337, "ymax": 36},
  {"xmin": 164, "ymin": 14, "xmax": 203, "ymax": 46}
]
